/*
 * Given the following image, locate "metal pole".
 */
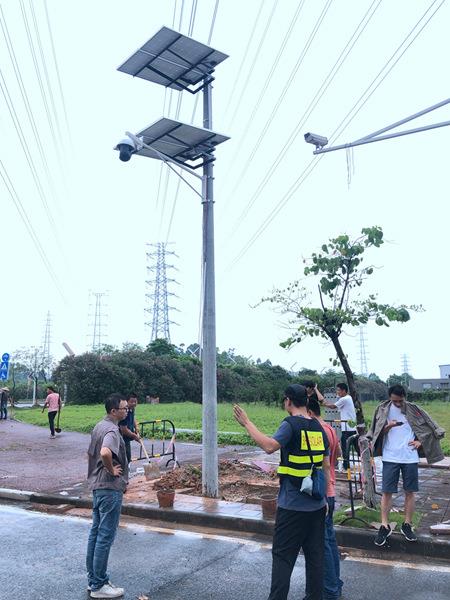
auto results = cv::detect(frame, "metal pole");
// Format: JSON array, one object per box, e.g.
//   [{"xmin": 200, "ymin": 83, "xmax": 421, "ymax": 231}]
[
  {"xmin": 201, "ymin": 77, "xmax": 218, "ymax": 497},
  {"xmin": 314, "ymin": 119, "xmax": 450, "ymax": 155}
]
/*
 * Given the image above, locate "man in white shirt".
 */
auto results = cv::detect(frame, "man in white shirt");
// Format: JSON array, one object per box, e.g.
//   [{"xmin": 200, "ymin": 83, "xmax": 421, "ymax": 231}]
[
  {"xmin": 373, "ymin": 385, "xmax": 421, "ymax": 547},
  {"xmin": 321, "ymin": 382, "xmax": 356, "ymax": 469}
]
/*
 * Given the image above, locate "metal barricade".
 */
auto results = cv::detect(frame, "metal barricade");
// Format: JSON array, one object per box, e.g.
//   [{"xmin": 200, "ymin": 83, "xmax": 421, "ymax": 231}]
[{"xmin": 138, "ymin": 419, "xmax": 178, "ymax": 468}]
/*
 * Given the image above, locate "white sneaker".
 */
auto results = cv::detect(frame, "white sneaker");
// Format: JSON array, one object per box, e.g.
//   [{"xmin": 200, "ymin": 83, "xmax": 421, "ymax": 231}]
[
  {"xmin": 90, "ymin": 583, "xmax": 124, "ymax": 598},
  {"xmin": 87, "ymin": 581, "xmax": 116, "ymax": 592}
]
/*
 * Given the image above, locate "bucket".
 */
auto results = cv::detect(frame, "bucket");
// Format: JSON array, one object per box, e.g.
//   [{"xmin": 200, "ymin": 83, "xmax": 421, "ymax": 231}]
[
  {"xmin": 157, "ymin": 489, "xmax": 175, "ymax": 509},
  {"xmin": 261, "ymin": 495, "xmax": 277, "ymax": 520}
]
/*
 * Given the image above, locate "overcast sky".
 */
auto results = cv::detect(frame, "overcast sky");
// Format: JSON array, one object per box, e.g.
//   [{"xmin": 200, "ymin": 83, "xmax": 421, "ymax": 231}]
[{"xmin": 1, "ymin": 0, "xmax": 448, "ymax": 380}]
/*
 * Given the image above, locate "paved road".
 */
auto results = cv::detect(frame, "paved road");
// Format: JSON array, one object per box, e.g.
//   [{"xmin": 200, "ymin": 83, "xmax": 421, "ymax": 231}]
[
  {"xmin": 0, "ymin": 420, "xmax": 261, "ymax": 493},
  {"xmin": 1, "ymin": 504, "xmax": 450, "ymax": 600}
]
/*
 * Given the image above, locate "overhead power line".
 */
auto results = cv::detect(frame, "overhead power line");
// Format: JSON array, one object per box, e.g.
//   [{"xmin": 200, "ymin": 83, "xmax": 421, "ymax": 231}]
[
  {"xmin": 227, "ymin": 0, "xmax": 279, "ymax": 130},
  {"xmin": 221, "ymin": 0, "xmax": 306, "ymax": 184},
  {"xmin": 0, "ymin": 5, "xmax": 59, "ymax": 206},
  {"xmin": 43, "ymin": 0, "xmax": 72, "ymax": 146},
  {"xmin": 225, "ymin": 0, "xmax": 334, "ymax": 207},
  {"xmin": 0, "ymin": 159, "xmax": 65, "ymax": 300},
  {"xmin": 223, "ymin": 0, "xmax": 267, "ymax": 118},
  {"xmin": 225, "ymin": 0, "xmax": 382, "ymax": 239},
  {"xmin": 227, "ymin": 0, "xmax": 446, "ymax": 270}
]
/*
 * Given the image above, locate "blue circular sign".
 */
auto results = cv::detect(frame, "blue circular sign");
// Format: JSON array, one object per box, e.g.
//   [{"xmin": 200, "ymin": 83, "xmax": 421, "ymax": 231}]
[{"xmin": 2, "ymin": 353, "xmax": 10, "ymax": 362}]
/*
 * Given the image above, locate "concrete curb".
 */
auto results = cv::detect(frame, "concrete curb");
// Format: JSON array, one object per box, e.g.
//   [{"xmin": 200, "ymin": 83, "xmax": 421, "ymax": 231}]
[{"xmin": 2, "ymin": 489, "xmax": 449, "ymax": 561}]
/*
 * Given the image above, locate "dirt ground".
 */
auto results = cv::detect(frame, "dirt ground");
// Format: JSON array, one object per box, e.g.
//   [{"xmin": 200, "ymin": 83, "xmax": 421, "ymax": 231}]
[{"xmin": 125, "ymin": 459, "xmax": 279, "ymax": 504}]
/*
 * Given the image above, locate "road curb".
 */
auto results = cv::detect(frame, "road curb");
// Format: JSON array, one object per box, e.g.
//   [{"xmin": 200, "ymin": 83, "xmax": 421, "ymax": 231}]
[{"xmin": 2, "ymin": 489, "xmax": 449, "ymax": 561}]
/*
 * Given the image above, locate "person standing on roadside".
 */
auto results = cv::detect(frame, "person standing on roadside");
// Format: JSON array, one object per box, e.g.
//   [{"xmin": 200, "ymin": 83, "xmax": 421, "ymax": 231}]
[
  {"xmin": 321, "ymin": 382, "xmax": 356, "ymax": 469},
  {"xmin": 369, "ymin": 384, "xmax": 445, "ymax": 547},
  {"xmin": 42, "ymin": 386, "xmax": 61, "ymax": 438},
  {"xmin": 234, "ymin": 384, "xmax": 330, "ymax": 600},
  {"xmin": 304, "ymin": 380, "xmax": 325, "ymax": 404},
  {"xmin": 0, "ymin": 387, "xmax": 9, "ymax": 420},
  {"xmin": 119, "ymin": 393, "xmax": 140, "ymax": 464},
  {"xmin": 86, "ymin": 393, "xmax": 129, "ymax": 599},
  {"xmin": 308, "ymin": 398, "xmax": 343, "ymax": 600}
]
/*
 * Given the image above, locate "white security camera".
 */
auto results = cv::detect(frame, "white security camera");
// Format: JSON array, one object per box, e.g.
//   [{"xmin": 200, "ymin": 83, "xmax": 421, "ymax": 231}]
[
  {"xmin": 304, "ymin": 132, "xmax": 328, "ymax": 149},
  {"xmin": 114, "ymin": 136, "xmax": 138, "ymax": 162}
]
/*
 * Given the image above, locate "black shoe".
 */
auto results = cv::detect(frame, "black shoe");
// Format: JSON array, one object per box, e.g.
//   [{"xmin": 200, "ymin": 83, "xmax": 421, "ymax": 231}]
[
  {"xmin": 374, "ymin": 524, "xmax": 392, "ymax": 546},
  {"xmin": 401, "ymin": 522, "xmax": 417, "ymax": 542}
]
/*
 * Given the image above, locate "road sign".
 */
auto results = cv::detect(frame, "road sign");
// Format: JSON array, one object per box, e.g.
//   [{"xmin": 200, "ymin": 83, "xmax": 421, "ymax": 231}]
[{"xmin": 0, "ymin": 352, "xmax": 10, "ymax": 381}]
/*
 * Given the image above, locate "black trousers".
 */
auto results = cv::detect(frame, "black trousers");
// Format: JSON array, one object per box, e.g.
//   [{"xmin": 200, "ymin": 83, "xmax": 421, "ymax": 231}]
[
  {"xmin": 268, "ymin": 506, "xmax": 326, "ymax": 600},
  {"xmin": 48, "ymin": 410, "xmax": 57, "ymax": 435},
  {"xmin": 124, "ymin": 439, "xmax": 131, "ymax": 463},
  {"xmin": 341, "ymin": 431, "xmax": 357, "ymax": 469}
]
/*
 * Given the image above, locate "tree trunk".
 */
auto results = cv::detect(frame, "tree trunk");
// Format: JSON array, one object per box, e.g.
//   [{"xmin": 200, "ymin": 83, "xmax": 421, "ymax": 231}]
[{"xmin": 331, "ymin": 335, "xmax": 378, "ymax": 508}]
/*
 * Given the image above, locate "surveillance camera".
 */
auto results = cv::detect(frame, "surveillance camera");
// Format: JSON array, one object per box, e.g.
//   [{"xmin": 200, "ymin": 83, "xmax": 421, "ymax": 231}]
[
  {"xmin": 304, "ymin": 132, "xmax": 328, "ymax": 149},
  {"xmin": 114, "ymin": 137, "xmax": 137, "ymax": 162}
]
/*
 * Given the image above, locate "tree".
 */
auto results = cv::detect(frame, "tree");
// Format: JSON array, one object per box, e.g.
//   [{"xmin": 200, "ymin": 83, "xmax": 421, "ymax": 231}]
[
  {"xmin": 13, "ymin": 347, "xmax": 54, "ymax": 405},
  {"xmin": 262, "ymin": 226, "xmax": 420, "ymax": 506}
]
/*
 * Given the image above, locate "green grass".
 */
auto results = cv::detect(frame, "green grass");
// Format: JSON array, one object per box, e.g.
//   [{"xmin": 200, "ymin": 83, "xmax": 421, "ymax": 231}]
[
  {"xmin": 14, "ymin": 400, "xmax": 449, "ymax": 453},
  {"xmin": 333, "ymin": 505, "xmax": 422, "ymax": 529}
]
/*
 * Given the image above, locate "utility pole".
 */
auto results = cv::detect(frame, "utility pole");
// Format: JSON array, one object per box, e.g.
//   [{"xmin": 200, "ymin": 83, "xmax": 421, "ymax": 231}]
[
  {"xmin": 116, "ymin": 27, "xmax": 229, "ymax": 497},
  {"xmin": 201, "ymin": 78, "xmax": 218, "ymax": 498},
  {"xmin": 145, "ymin": 242, "xmax": 178, "ymax": 342}
]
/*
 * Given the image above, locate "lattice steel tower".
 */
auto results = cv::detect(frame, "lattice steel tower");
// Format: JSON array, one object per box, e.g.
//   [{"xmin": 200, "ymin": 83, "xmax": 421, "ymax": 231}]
[
  {"xmin": 358, "ymin": 325, "xmax": 369, "ymax": 376},
  {"xmin": 145, "ymin": 243, "xmax": 178, "ymax": 342},
  {"xmin": 88, "ymin": 291, "xmax": 108, "ymax": 351},
  {"xmin": 41, "ymin": 311, "xmax": 52, "ymax": 379}
]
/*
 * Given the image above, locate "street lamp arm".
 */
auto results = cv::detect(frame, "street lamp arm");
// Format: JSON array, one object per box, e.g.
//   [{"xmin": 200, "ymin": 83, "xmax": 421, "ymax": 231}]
[{"xmin": 124, "ymin": 131, "xmax": 204, "ymax": 198}]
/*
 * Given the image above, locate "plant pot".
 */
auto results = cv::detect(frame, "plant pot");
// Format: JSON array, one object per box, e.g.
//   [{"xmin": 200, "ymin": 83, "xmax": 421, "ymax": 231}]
[
  {"xmin": 261, "ymin": 495, "xmax": 277, "ymax": 520},
  {"xmin": 157, "ymin": 489, "xmax": 175, "ymax": 509}
]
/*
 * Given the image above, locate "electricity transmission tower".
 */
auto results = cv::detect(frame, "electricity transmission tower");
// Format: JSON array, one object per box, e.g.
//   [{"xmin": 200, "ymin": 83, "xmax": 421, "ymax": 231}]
[
  {"xmin": 401, "ymin": 353, "xmax": 411, "ymax": 386},
  {"xmin": 145, "ymin": 243, "xmax": 178, "ymax": 343},
  {"xmin": 88, "ymin": 291, "xmax": 108, "ymax": 351},
  {"xmin": 41, "ymin": 311, "xmax": 52, "ymax": 380},
  {"xmin": 358, "ymin": 326, "xmax": 369, "ymax": 376}
]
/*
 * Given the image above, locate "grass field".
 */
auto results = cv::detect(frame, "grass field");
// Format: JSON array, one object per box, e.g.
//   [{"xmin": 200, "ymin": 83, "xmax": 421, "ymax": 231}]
[{"xmin": 14, "ymin": 400, "xmax": 449, "ymax": 454}]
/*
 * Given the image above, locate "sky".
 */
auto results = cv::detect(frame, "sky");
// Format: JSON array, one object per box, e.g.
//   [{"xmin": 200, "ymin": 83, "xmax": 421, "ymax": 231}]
[{"xmin": 0, "ymin": 0, "xmax": 449, "ymax": 381}]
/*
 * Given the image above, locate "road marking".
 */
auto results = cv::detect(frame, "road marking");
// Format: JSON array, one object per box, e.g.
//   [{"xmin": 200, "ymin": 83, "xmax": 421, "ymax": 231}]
[{"xmin": 346, "ymin": 555, "xmax": 450, "ymax": 573}]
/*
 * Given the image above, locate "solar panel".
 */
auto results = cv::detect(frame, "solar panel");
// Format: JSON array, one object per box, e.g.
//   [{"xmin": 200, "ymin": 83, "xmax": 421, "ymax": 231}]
[
  {"xmin": 118, "ymin": 26, "xmax": 228, "ymax": 92},
  {"xmin": 130, "ymin": 118, "xmax": 229, "ymax": 167}
]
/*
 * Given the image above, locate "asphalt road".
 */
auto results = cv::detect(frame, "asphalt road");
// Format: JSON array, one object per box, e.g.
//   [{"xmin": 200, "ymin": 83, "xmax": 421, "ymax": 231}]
[{"xmin": 1, "ymin": 504, "xmax": 450, "ymax": 600}]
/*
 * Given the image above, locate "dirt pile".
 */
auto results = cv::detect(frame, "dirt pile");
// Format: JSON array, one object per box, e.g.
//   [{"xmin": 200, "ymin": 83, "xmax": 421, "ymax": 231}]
[{"xmin": 154, "ymin": 459, "xmax": 279, "ymax": 502}]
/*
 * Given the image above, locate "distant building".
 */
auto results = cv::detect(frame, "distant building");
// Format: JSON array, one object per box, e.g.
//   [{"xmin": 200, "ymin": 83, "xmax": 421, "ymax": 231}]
[
  {"xmin": 409, "ymin": 364, "xmax": 450, "ymax": 392},
  {"xmin": 439, "ymin": 364, "xmax": 450, "ymax": 378}
]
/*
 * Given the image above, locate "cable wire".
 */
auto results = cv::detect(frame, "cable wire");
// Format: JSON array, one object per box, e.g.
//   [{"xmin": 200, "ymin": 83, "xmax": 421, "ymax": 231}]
[
  {"xmin": 226, "ymin": 0, "xmax": 382, "ymax": 239},
  {"xmin": 225, "ymin": 0, "xmax": 334, "ymax": 205},
  {"xmin": 227, "ymin": 0, "xmax": 279, "ymax": 130},
  {"xmin": 0, "ymin": 159, "xmax": 65, "ymax": 300},
  {"xmin": 43, "ymin": 0, "xmax": 72, "ymax": 146},
  {"xmin": 222, "ymin": 0, "xmax": 306, "ymax": 182},
  {"xmin": 0, "ymin": 5, "xmax": 59, "ymax": 207},
  {"xmin": 223, "ymin": 0, "xmax": 267, "ymax": 118},
  {"xmin": 227, "ymin": 0, "xmax": 446, "ymax": 270}
]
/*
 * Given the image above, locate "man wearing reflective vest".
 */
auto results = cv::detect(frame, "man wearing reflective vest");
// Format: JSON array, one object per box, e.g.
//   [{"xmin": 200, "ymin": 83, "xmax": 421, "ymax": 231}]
[{"xmin": 234, "ymin": 384, "xmax": 330, "ymax": 600}]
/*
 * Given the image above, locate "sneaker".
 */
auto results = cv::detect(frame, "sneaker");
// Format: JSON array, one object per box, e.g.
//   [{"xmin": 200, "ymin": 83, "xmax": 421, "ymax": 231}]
[
  {"xmin": 90, "ymin": 583, "xmax": 124, "ymax": 598},
  {"xmin": 374, "ymin": 524, "xmax": 392, "ymax": 546},
  {"xmin": 401, "ymin": 522, "xmax": 417, "ymax": 542},
  {"xmin": 87, "ymin": 581, "xmax": 116, "ymax": 592},
  {"xmin": 50, "ymin": 434, "xmax": 56, "ymax": 439}
]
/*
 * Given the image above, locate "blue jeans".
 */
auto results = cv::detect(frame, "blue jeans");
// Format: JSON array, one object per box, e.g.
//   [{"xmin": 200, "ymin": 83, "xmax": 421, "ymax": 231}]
[
  {"xmin": 323, "ymin": 497, "xmax": 343, "ymax": 600},
  {"xmin": 86, "ymin": 489, "xmax": 123, "ymax": 591}
]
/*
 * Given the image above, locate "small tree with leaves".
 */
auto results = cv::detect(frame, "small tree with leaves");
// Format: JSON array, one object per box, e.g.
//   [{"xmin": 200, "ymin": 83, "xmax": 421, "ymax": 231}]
[{"xmin": 262, "ymin": 226, "xmax": 420, "ymax": 506}]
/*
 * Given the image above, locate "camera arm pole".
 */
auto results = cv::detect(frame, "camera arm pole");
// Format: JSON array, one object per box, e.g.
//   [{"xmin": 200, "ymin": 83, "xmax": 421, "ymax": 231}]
[{"xmin": 312, "ymin": 97, "xmax": 450, "ymax": 155}]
